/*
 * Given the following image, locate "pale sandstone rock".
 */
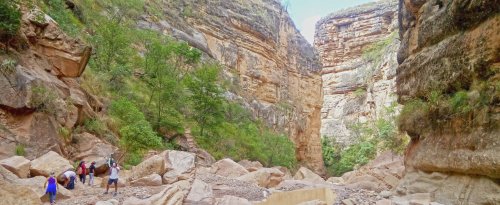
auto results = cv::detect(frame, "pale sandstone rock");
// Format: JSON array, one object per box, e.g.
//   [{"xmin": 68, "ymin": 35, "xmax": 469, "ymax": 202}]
[
  {"xmin": 238, "ymin": 160, "xmax": 264, "ymax": 172},
  {"xmin": 172, "ymin": 179, "xmax": 192, "ymax": 193},
  {"xmin": 123, "ymin": 185, "xmax": 184, "ymax": 205},
  {"xmin": 237, "ymin": 168, "xmax": 284, "ymax": 188},
  {"xmin": 326, "ymin": 177, "xmax": 344, "ymax": 184},
  {"xmin": 185, "ymin": 179, "xmax": 214, "ymax": 204},
  {"xmin": 30, "ymin": 151, "xmax": 72, "ymax": 177},
  {"xmin": 72, "ymin": 132, "xmax": 117, "ymax": 175},
  {"xmin": 216, "ymin": 195, "xmax": 252, "ymax": 205},
  {"xmin": 130, "ymin": 174, "xmax": 163, "ymax": 187},
  {"xmin": 0, "ymin": 183, "xmax": 43, "ymax": 205},
  {"xmin": 130, "ymin": 155, "xmax": 165, "ymax": 181},
  {"xmin": 0, "ymin": 156, "xmax": 31, "ymax": 178},
  {"xmin": 100, "ymin": 170, "xmax": 131, "ymax": 188},
  {"xmin": 161, "ymin": 150, "xmax": 195, "ymax": 184},
  {"xmin": 211, "ymin": 158, "xmax": 249, "ymax": 178},
  {"xmin": 297, "ymin": 200, "xmax": 327, "ymax": 205},
  {"xmin": 293, "ymin": 167, "xmax": 325, "ymax": 183},
  {"xmin": 315, "ymin": 1, "xmax": 399, "ymax": 146},
  {"xmin": 375, "ymin": 199, "xmax": 392, "ymax": 205}
]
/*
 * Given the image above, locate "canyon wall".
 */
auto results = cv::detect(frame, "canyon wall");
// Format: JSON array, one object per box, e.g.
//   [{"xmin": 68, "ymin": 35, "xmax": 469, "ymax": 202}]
[
  {"xmin": 314, "ymin": 0, "xmax": 399, "ymax": 145},
  {"xmin": 396, "ymin": 0, "xmax": 500, "ymax": 204},
  {"xmin": 138, "ymin": 0, "xmax": 325, "ymax": 173}
]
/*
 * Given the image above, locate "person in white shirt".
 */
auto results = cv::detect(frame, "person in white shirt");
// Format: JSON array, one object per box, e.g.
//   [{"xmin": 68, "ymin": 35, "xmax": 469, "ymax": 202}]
[
  {"xmin": 62, "ymin": 169, "xmax": 77, "ymax": 190},
  {"xmin": 104, "ymin": 163, "xmax": 120, "ymax": 196}
]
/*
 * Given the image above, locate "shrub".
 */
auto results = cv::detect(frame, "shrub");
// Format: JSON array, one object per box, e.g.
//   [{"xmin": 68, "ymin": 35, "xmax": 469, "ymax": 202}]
[
  {"xmin": 0, "ymin": 1, "xmax": 21, "ymax": 45},
  {"xmin": 58, "ymin": 127, "xmax": 71, "ymax": 141},
  {"xmin": 83, "ymin": 118, "xmax": 107, "ymax": 136},
  {"xmin": 15, "ymin": 144, "xmax": 25, "ymax": 156},
  {"xmin": 30, "ymin": 85, "xmax": 58, "ymax": 115}
]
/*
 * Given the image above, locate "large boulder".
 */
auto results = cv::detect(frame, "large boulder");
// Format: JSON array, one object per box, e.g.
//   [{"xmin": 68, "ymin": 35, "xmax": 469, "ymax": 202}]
[
  {"xmin": 123, "ymin": 185, "xmax": 184, "ymax": 205},
  {"xmin": 185, "ymin": 179, "xmax": 214, "ymax": 204},
  {"xmin": 211, "ymin": 158, "xmax": 249, "ymax": 178},
  {"xmin": 0, "ymin": 183, "xmax": 42, "ymax": 205},
  {"xmin": 72, "ymin": 132, "xmax": 117, "ymax": 175},
  {"xmin": 238, "ymin": 160, "xmax": 264, "ymax": 172},
  {"xmin": 216, "ymin": 195, "xmax": 252, "ymax": 205},
  {"xmin": 30, "ymin": 151, "xmax": 73, "ymax": 177},
  {"xmin": 130, "ymin": 174, "xmax": 162, "ymax": 187},
  {"xmin": 293, "ymin": 167, "xmax": 325, "ymax": 183},
  {"xmin": 0, "ymin": 156, "xmax": 31, "ymax": 178},
  {"xmin": 19, "ymin": 176, "xmax": 73, "ymax": 202},
  {"xmin": 162, "ymin": 150, "xmax": 195, "ymax": 184},
  {"xmin": 130, "ymin": 155, "xmax": 165, "ymax": 181},
  {"xmin": 100, "ymin": 169, "xmax": 131, "ymax": 188},
  {"xmin": 237, "ymin": 168, "xmax": 284, "ymax": 188}
]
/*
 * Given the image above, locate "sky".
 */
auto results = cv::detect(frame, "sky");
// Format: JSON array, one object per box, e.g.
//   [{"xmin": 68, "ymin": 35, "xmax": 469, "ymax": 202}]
[{"xmin": 282, "ymin": 0, "xmax": 376, "ymax": 44}]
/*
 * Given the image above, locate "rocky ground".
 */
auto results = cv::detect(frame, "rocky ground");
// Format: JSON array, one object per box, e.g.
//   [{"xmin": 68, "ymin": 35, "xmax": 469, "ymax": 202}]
[{"xmin": 2, "ymin": 149, "xmax": 442, "ymax": 205}]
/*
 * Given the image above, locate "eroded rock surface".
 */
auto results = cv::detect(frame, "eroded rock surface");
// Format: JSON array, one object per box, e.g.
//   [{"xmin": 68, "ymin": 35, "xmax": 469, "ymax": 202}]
[
  {"xmin": 315, "ymin": 0, "xmax": 400, "ymax": 145},
  {"xmin": 396, "ymin": 0, "xmax": 500, "ymax": 204}
]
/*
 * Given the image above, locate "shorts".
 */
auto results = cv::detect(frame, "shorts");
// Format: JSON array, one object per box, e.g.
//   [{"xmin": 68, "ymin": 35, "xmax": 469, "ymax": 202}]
[{"xmin": 108, "ymin": 178, "xmax": 118, "ymax": 185}]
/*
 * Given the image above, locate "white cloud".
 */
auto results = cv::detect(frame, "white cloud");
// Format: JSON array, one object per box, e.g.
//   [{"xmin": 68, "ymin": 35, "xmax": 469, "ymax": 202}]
[{"xmin": 299, "ymin": 15, "xmax": 321, "ymax": 45}]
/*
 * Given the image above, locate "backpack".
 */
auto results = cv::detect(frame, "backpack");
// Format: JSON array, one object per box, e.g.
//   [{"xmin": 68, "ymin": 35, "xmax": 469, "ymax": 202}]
[{"xmin": 76, "ymin": 166, "xmax": 82, "ymax": 175}]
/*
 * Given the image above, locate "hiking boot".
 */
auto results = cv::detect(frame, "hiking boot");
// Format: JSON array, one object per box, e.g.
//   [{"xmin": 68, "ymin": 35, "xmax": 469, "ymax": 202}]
[
  {"xmin": 113, "ymin": 192, "xmax": 117, "ymax": 197},
  {"xmin": 104, "ymin": 191, "xmax": 108, "ymax": 194}
]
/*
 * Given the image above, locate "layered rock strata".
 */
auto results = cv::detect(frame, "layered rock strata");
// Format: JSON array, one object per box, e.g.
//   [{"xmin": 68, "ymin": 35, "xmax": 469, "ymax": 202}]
[
  {"xmin": 315, "ymin": 0, "xmax": 399, "ymax": 145},
  {"xmin": 0, "ymin": 8, "xmax": 107, "ymax": 160},
  {"xmin": 396, "ymin": 0, "xmax": 500, "ymax": 204},
  {"xmin": 139, "ymin": 0, "xmax": 324, "ymax": 173}
]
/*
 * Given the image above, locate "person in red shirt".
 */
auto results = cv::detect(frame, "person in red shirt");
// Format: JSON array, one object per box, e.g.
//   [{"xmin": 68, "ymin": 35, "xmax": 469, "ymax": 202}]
[{"xmin": 77, "ymin": 161, "xmax": 86, "ymax": 184}]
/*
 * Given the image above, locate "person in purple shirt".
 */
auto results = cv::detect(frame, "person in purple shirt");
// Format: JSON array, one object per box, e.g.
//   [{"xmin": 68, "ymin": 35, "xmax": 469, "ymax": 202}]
[{"xmin": 44, "ymin": 171, "xmax": 58, "ymax": 205}]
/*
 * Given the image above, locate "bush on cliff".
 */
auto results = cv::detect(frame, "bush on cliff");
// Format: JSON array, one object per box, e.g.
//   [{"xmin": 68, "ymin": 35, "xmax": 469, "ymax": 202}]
[{"xmin": 0, "ymin": 0, "xmax": 21, "ymax": 47}]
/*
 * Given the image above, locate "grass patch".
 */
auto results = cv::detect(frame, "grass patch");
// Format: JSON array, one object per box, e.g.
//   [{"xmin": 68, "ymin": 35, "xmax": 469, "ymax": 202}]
[{"xmin": 15, "ymin": 144, "xmax": 25, "ymax": 156}]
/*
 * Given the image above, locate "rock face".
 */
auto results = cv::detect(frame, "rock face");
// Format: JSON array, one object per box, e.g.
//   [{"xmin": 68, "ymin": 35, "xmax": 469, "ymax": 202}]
[
  {"xmin": 314, "ymin": 0, "xmax": 399, "ymax": 145},
  {"xmin": 0, "ymin": 7, "xmax": 100, "ymax": 161},
  {"xmin": 211, "ymin": 158, "xmax": 249, "ymax": 178},
  {"xmin": 140, "ymin": 0, "xmax": 324, "ymax": 173},
  {"xmin": 396, "ymin": 0, "xmax": 500, "ymax": 204}
]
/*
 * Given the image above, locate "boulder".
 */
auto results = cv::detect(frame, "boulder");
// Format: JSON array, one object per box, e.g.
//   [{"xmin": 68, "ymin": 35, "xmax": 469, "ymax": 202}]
[
  {"xmin": 30, "ymin": 151, "xmax": 72, "ymax": 177},
  {"xmin": 195, "ymin": 148, "xmax": 216, "ymax": 167},
  {"xmin": 72, "ymin": 132, "xmax": 117, "ymax": 175},
  {"xmin": 293, "ymin": 167, "xmax": 325, "ymax": 183},
  {"xmin": 130, "ymin": 155, "xmax": 165, "ymax": 181},
  {"xmin": 162, "ymin": 150, "xmax": 195, "ymax": 184},
  {"xmin": 211, "ymin": 158, "xmax": 249, "ymax": 178},
  {"xmin": 123, "ymin": 185, "xmax": 184, "ymax": 205},
  {"xmin": 216, "ymin": 195, "xmax": 252, "ymax": 205},
  {"xmin": 100, "ymin": 169, "xmax": 131, "ymax": 188},
  {"xmin": 0, "ymin": 156, "xmax": 31, "ymax": 178},
  {"xmin": 297, "ymin": 200, "xmax": 327, "ymax": 205},
  {"xmin": 326, "ymin": 177, "xmax": 344, "ymax": 184},
  {"xmin": 238, "ymin": 160, "xmax": 263, "ymax": 172},
  {"xmin": 237, "ymin": 168, "xmax": 284, "ymax": 188},
  {"xmin": 185, "ymin": 179, "xmax": 214, "ymax": 204},
  {"xmin": 130, "ymin": 174, "xmax": 162, "ymax": 187},
  {"xmin": 172, "ymin": 179, "xmax": 192, "ymax": 193},
  {"xmin": 18, "ymin": 176, "xmax": 73, "ymax": 202},
  {"xmin": 0, "ymin": 183, "xmax": 42, "ymax": 205}
]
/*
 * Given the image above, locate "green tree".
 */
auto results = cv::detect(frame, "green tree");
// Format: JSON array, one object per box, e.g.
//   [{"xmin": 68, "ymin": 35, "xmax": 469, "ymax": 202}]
[
  {"xmin": 109, "ymin": 99, "xmax": 162, "ymax": 164},
  {"xmin": 184, "ymin": 65, "xmax": 225, "ymax": 136},
  {"xmin": 0, "ymin": 0, "xmax": 21, "ymax": 52}
]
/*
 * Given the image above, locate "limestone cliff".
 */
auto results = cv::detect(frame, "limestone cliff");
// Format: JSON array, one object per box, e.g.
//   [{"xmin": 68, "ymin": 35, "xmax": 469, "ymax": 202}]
[
  {"xmin": 314, "ymin": 0, "xmax": 399, "ymax": 145},
  {"xmin": 138, "ymin": 0, "xmax": 325, "ymax": 173},
  {"xmin": 396, "ymin": 0, "xmax": 500, "ymax": 204}
]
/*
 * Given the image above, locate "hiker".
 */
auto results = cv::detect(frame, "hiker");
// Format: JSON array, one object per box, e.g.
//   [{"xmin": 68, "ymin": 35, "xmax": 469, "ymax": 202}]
[
  {"xmin": 62, "ymin": 169, "xmax": 77, "ymax": 190},
  {"xmin": 77, "ymin": 161, "xmax": 86, "ymax": 184},
  {"xmin": 104, "ymin": 162, "xmax": 120, "ymax": 196},
  {"xmin": 88, "ymin": 161, "xmax": 96, "ymax": 186},
  {"xmin": 44, "ymin": 171, "xmax": 58, "ymax": 205}
]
